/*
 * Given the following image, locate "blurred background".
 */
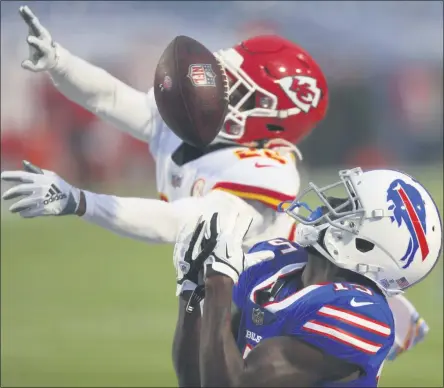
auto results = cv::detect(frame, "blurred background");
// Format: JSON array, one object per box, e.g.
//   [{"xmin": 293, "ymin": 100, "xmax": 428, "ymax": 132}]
[{"xmin": 1, "ymin": 1, "xmax": 443, "ymax": 387}]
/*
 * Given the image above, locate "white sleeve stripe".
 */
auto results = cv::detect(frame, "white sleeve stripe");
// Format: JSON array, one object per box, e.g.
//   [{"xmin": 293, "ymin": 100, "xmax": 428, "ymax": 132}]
[
  {"xmin": 318, "ymin": 306, "xmax": 391, "ymax": 336},
  {"xmin": 302, "ymin": 321, "xmax": 382, "ymax": 354},
  {"xmin": 264, "ymin": 284, "xmax": 322, "ymax": 313},
  {"xmin": 249, "ymin": 263, "xmax": 306, "ymax": 304}
]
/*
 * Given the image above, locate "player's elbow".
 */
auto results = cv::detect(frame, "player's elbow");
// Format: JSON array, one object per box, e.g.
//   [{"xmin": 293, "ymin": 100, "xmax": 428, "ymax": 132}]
[{"xmin": 89, "ymin": 75, "xmax": 117, "ymax": 115}]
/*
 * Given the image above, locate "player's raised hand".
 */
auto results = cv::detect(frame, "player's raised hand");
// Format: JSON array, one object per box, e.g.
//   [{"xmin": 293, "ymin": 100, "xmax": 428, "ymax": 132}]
[
  {"xmin": 1, "ymin": 160, "xmax": 80, "ymax": 218},
  {"xmin": 203, "ymin": 212, "xmax": 274, "ymax": 283},
  {"xmin": 19, "ymin": 5, "xmax": 58, "ymax": 72}
]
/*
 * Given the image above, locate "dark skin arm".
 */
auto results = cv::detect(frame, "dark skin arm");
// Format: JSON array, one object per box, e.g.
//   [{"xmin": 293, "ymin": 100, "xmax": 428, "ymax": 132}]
[
  {"xmin": 200, "ymin": 271, "xmax": 359, "ymax": 387},
  {"xmin": 172, "ymin": 291, "xmax": 202, "ymax": 388},
  {"xmin": 172, "ymin": 288, "xmax": 243, "ymax": 388}
]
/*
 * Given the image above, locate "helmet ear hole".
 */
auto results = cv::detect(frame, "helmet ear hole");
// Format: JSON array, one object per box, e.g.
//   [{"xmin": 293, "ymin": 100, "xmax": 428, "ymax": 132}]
[
  {"xmin": 266, "ymin": 124, "xmax": 284, "ymax": 132},
  {"xmin": 355, "ymin": 238, "xmax": 375, "ymax": 253},
  {"xmin": 228, "ymin": 83, "xmax": 255, "ymax": 112}
]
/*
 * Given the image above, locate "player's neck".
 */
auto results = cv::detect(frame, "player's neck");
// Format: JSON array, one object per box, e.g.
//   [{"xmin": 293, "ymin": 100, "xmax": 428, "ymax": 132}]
[{"xmin": 301, "ymin": 254, "xmax": 347, "ymax": 288}]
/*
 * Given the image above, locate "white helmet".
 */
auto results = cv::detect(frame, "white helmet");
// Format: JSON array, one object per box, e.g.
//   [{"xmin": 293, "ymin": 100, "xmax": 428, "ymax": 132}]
[{"xmin": 279, "ymin": 168, "xmax": 443, "ymax": 296}]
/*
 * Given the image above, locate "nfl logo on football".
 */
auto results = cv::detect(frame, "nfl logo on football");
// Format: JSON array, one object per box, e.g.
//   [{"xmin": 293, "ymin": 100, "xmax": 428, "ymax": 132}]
[
  {"xmin": 188, "ymin": 64, "xmax": 216, "ymax": 87},
  {"xmin": 163, "ymin": 75, "xmax": 173, "ymax": 91}
]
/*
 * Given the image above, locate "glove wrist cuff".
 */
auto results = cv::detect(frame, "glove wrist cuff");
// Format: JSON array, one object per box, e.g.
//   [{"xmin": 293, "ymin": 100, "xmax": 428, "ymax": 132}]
[
  {"xmin": 72, "ymin": 187, "xmax": 81, "ymax": 213},
  {"xmin": 48, "ymin": 43, "xmax": 69, "ymax": 74},
  {"xmin": 176, "ymin": 280, "xmax": 197, "ymax": 297}
]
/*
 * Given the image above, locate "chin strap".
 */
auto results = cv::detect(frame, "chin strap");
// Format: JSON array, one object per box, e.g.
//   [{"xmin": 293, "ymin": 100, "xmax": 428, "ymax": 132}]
[{"xmin": 295, "ymin": 224, "xmax": 320, "ymax": 247}]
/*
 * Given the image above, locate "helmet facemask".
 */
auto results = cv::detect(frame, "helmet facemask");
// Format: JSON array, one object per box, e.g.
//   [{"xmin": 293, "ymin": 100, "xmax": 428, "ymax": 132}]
[{"xmin": 214, "ymin": 49, "xmax": 279, "ymax": 142}]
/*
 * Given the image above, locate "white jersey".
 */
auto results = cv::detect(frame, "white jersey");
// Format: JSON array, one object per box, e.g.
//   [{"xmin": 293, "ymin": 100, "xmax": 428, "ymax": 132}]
[{"xmin": 149, "ymin": 98, "xmax": 300, "ymax": 247}]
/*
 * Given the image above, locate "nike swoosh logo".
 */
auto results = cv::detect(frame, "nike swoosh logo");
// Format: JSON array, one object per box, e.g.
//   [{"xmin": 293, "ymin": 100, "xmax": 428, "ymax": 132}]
[
  {"xmin": 254, "ymin": 162, "xmax": 274, "ymax": 168},
  {"xmin": 225, "ymin": 244, "xmax": 231, "ymax": 258},
  {"xmin": 350, "ymin": 298, "xmax": 374, "ymax": 307}
]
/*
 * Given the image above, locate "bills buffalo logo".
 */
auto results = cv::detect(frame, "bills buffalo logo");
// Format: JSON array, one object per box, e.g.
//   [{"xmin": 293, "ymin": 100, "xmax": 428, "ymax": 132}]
[
  {"xmin": 387, "ymin": 179, "xmax": 429, "ymax": 268},
  {"xmin": 278, "ymin": 76, "xmax": 321, "ymax": 113},
  {"xmin": 188, "ymin": 64, "xmax": 216, "ymax": 87}
]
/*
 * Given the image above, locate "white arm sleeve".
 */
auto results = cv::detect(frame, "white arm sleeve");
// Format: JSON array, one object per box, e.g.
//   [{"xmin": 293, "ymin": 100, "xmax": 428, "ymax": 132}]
[
  {"xmin": 48, "ymin": 45, "xmax": 158, "ymax": 143},
  {"xmin": 80, "ymin": 190, "xmax": 266, "ymax": 245}
]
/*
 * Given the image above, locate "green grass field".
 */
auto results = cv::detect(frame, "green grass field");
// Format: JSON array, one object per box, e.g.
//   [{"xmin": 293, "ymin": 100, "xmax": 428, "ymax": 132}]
[{"xmin": 1, "ymin": 168, "xmax": 443, "ymax": 387}]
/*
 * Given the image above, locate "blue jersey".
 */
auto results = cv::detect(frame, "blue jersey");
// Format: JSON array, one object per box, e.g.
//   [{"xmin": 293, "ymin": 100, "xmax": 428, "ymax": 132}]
[{"xmin": 233, "ymin": 238, "xmax": 395, "ymax": 387}]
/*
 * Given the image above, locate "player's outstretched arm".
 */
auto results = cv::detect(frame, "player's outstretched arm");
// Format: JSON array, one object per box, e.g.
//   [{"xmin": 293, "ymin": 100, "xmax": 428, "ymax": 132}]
[
  {"xmin": 0, "ymin": 160, "xmax": 190, "ymax": 243},
  {"xmin": 1, "ymin": 161, "xmax": 266, "ymax": 245},
  {"xmin": 19, "ymin": 6, "xmax": 157, "ymax": 143}
]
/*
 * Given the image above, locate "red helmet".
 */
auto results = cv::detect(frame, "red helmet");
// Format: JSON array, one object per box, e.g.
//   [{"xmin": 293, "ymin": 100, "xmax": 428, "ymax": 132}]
[{"xmin": 215, "ymin": 35, "xmax": 328, "ymax": 145}]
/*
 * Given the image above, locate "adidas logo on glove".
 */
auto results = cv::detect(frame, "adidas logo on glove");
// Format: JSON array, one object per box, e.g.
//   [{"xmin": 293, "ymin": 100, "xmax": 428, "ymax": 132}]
[{"xmin": 43, "ymin": 184, "xmax": 66, "ymax": 205}]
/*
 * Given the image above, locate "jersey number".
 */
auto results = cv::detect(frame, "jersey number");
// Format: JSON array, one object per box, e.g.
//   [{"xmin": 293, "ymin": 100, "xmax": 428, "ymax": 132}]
[
  {"xmin": 333, "ymin": 282, "xmax": 374, "ymax": 295},
  {"xmin": 234, "ymin": 148, "xmax": 287, "ymax": 164},
  {"xmin": 267, "ymin": 238, "xmax": 298, "ymax": 254}
]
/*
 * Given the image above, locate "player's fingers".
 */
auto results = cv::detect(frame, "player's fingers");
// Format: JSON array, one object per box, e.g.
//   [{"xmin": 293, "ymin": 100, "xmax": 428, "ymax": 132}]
[
  {"xmin": 188, "ymin": 219, "xmax": 205, "ymax": 252},
  {"xmin": 203, "ymin": 212, "xmax": 212, "ymax": 239},
  {"xmin": 9, "ymin": 196, "xmax": 40, "ymax": 213},
  {"xmin": 21, "ymin": 59, "xmax": 38, "ymax": 72},
  {"xmin": 19, "ymin": 5, "xmax": 33, "ymax": 26},
  {"xmin": 191, "ymin": 221, "xmax": 206, "ymax": 260},
  {"xmin": 19, "ymin": 6, "xmax": 43, "ymax": 37},
  {"xmin": 23, "ymin": 160, "xmax": 44, "ymax": 174},
  {"xmin": 205, "ymin": 212, "xmax": 220, "ymax": 240},
  {"xmin": 1, "ymin": 170, "xmax": 37, "ymax": 184},
  {"xmin": 198, "ymin": 214, "xmax": 219, "ymax": 258},
  {"xmin": 27, "ymin": 36, "xmax": 46, "ymax": 53},
  {"xmin": 20, "ymin": 205, "xmax": 42, "ymax": 218},
  {"xmin": 2, "ymin": 183, "xmax": 40, "ymax": 201}
]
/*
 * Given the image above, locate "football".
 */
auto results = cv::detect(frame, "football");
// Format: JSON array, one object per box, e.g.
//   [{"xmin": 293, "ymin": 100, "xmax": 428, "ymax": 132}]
[{"xmin": 154, "ymin": 35, "xmax": 229, "ymax": 148}]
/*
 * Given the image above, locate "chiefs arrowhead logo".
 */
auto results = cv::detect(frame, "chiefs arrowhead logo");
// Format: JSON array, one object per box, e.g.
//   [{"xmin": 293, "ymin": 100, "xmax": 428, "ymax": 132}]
[{"xmin": 278, "ymin": 76, "xmax": 321, "ymax": 113}]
